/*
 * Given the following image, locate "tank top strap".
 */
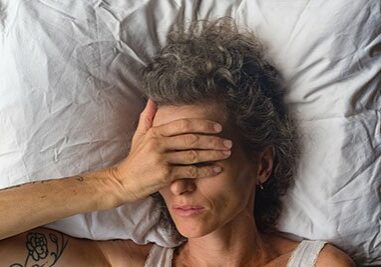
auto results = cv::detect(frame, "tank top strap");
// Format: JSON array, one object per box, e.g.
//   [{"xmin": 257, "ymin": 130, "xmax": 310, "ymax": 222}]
[
  {"xmin": 144, "ymin": 244, "xmax": 175, "ymax": 267},
  {"xmin": 286, "ymin": 240, "xmax": 328, "ymax": 267}
]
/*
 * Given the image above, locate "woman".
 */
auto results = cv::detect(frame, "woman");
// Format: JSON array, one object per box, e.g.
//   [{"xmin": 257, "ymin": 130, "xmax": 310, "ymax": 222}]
[{"xmin": 0, "ymin": 19, "xmax": 354, "ymax": 266}]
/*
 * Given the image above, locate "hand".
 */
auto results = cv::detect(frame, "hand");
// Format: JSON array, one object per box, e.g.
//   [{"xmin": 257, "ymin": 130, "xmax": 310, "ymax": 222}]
[{"xmin": 108, "ymin": 99, "xmax": 233, "ymax": 203}]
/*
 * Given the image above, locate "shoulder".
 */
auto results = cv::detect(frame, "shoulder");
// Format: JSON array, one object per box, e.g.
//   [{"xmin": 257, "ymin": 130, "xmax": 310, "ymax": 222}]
[
  {"xmin": 315, "ymin": 243, "xmax": 356, "ymax": 267},
  {"xmin": 0, "ymin": 227, "xmax": 154, "ymax": 267},
  {"xmin": 96, "ymin": 238, "xmax": 153, "ymax": 266},
  {"xmin": 262, "ymin": 232, "xmax": 300, "ymax": 255},
  {"xmin": 262, "ymin": 233, "xmax": 355, "ymax": 267}
]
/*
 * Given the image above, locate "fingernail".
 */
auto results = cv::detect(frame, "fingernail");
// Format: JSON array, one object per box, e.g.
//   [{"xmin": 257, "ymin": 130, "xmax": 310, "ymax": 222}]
[
  {"xmin": 214, "ymin": 123, "xmax": 222, "ymax": 132},
  {"xmin": 213, "ymin": 166, "xmax": 222, "ymax": 172},
  {"xmin": 223, "ymin": 140, "xmax": 233, "ymax": 148}
]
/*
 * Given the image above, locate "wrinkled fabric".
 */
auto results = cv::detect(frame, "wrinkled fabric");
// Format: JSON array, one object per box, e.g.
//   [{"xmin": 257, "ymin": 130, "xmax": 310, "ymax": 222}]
[{"xmin": 0, "ymin": 0, "xmax": 380, "ymax": 265}]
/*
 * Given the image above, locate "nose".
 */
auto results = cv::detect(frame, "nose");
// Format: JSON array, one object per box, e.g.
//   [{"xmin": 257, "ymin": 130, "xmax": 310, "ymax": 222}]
[{"xmin": 170, "ymin": 179, "xmax": 196, "ymax": 195}]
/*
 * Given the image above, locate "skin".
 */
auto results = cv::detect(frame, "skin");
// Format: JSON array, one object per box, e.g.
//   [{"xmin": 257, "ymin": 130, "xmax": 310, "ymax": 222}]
[
  {"xmin": 153, "ymin": 101, "xmax": 280, "ymax": 266},
  {"xmin": 152, "ymin": 101, "xmax": 355, "ymax": 267},
  {"xmin": 0, "ymin": 100, "xmax": 355, "ymax": 267},
  {"xmin": 0, "ymin": 99, "xmax": 230, "ymax": 240}
]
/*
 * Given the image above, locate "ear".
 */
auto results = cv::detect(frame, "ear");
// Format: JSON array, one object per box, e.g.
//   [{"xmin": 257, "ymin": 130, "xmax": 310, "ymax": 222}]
[{"xmin": 256, "ymin": 145, "xmax": 275, "ymax": 184}]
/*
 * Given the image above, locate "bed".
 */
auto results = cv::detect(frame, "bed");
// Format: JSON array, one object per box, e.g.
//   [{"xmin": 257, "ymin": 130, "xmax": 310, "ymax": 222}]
[{"xmin": 0, "ymin": 0, "xmax": 380, "ymax": 265}]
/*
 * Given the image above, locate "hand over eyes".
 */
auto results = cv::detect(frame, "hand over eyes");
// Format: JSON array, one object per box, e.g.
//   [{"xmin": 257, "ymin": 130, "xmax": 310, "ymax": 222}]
[{"xmin": 107, "ymin": 99, "xmax": 233, "ymax": 203}]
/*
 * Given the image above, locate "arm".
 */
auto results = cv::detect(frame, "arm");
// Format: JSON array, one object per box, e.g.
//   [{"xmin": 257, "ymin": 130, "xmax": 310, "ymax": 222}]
[
  {"xmin": 0, "ymin": 227, "xmax": 152, "ymax": 267},
  {"xmin": 0, "ymin": 172, "xmax": 119, "ymax": 240},
  {"xmin": 0, "ymin": 99, "xmax": 231, "ymax": 240},
  {"xmin": 0, "ymin": 227, "xmax": 109, "ymax": 267}
]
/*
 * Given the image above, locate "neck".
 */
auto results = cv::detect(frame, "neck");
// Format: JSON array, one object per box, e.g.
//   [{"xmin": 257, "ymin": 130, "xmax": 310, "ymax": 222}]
[{"xmin": 175, "ymin": 211, "xmax": 277, "ymax": 267}]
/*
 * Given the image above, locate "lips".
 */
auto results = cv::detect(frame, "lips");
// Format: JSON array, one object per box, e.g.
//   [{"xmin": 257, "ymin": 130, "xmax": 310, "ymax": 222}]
[
  {"xmin": 173, "ymin": 204, "xmax": 204, "ymax": 210},
  {"xmin": 172, "ymin": 204, "xmax": 205, "ymax": 217}
]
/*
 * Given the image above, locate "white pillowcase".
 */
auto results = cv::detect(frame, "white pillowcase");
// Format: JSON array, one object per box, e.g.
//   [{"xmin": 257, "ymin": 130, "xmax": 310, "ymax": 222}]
[{"xmin": 0, "ymin": 0, "xmax": 379, "ymax": 264}]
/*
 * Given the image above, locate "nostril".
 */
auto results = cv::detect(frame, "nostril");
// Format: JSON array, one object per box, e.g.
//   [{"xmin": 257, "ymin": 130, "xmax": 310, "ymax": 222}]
[
  {"xmin": 185, "ymin": 180, "xmax": 196, "ymax": 192},
  {"xmin": 170, "ymin": 179, "xmax": 196, "ymax": 195}
]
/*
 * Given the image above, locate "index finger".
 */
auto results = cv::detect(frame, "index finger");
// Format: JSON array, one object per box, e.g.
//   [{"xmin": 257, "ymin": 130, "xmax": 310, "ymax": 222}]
[{"xmin": 152, "ymin": 118, "xmax": 222, "ymax": 137}]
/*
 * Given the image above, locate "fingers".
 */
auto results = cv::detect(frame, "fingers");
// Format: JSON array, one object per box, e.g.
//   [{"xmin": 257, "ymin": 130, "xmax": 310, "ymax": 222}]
[
  {"xmin": 161, "ymin": 134, "xmax": 233, "ymax": 151},
  {"xmin": 165, "ymin": 149, "xmax": 231, "ymax": 165},
  {"xmin": 136, "ymin": 99, "xmax": 158, "ymax": 136},
  {"xmin": 170, "ymin": 164, "xmax": 223, "ymax": 180},
  {"xmin": 151, "ymin": 118, "xmax": 222, "ymax": 137}
]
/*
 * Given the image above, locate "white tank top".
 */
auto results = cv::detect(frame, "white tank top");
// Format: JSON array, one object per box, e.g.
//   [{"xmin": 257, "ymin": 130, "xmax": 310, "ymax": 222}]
[{"xmin": 144, "ymin": 240, "xmax": 327, "ymax": 267}]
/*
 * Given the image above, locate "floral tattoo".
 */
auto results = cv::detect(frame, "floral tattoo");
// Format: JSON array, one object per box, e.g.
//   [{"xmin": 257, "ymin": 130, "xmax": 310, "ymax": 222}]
[
  {"xmin": 27, "ymin": 233, "xmax": 49, "ymax": 261},
  {"xmin": 9, "ymin": 231, "xmax": 68, "ymax": 267}
]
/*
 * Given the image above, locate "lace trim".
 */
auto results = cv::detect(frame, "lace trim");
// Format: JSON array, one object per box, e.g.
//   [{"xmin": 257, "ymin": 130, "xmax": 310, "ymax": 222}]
[
  {"xmin": 287, "ymin": 240, "xmax": 328, "ymax": 267},
  {"xmin": 312, "ymin": 241, "xmax": 327, "ymax": 266}
]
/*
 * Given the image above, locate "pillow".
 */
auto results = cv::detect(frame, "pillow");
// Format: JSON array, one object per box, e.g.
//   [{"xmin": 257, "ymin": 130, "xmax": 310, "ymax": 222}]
[
  {"xmin": 0, "ymin": 0, "xmax": 176, "ymax": 246},
  {"xmin": 210, "ymin": 1, "xmax": 380, "ymax": 265},
  {"xmin": 225, "ymin": 1, "xmax": 380, "ymax": 265},
  {"xmin": 0, "ymin": 0, "xmax": 380, "ymax": 264}
]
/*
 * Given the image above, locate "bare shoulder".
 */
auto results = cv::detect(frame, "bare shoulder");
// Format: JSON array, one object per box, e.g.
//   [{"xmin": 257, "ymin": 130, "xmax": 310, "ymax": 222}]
[
  {"xmin": 96, "ymin": 238, "xmax": 153, "ymax": 266},
  {"xmin": 261, "ymin": 232, "xmax": 300, "ymax": 266},
  {"xmin": 315, "ymin": 243, "xmax": 356, "ymax": 267},
  {"xmin": 261, "ymin": 233, "xmax": 355, "ymax": 267},
  {"xmin": 262, "ymin": 232, "xmax": 300, "ymax": 255}
]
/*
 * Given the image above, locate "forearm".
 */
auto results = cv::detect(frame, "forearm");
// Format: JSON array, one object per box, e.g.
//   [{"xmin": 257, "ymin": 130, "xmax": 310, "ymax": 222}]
[{"xmin": 0, "ymin": 171, "xmax": 121, "ymax": 240}]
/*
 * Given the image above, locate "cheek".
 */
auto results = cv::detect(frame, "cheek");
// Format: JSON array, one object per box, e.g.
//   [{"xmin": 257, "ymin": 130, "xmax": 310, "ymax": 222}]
[
  {"xmin": 207, "ymin": 162, "xmax": 255, "ymax": 214},
  {"xmin": 158, "ymin": 187, "xmax": 171, "ymax": 206},
  {"xmin": 198, "ymin": 170, "xmax": 245, "ymax": 215}
]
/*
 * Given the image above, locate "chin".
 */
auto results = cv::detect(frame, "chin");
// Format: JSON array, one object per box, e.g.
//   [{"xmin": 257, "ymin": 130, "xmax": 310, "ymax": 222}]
[
  {"xmin": 174, "ymin": 219, "xmax": 217, "ymax": 238},
  {"xmin": 177, "ymin": 228, "xmax": 209, "ymax": 239}
]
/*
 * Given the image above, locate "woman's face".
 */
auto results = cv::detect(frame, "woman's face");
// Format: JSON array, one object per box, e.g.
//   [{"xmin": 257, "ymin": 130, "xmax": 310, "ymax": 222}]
[{"xmin": 152, "ymin": 102, "xmax": 265, "ymax": 238}]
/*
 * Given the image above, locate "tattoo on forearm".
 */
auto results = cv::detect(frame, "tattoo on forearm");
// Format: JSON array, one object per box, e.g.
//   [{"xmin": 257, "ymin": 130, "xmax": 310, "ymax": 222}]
[{"xmin": 9, "ymin": 231, "xmax": 68, "ymax": 267}]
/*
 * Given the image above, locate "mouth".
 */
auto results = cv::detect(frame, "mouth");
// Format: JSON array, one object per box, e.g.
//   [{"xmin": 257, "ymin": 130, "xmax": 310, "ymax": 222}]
[{"xmin": 172, "ymin": 205, "xmax": 205, "ymax": 217}]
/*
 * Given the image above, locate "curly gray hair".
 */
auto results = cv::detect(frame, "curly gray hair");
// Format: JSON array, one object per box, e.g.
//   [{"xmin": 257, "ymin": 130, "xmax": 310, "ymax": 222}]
[{"xmin": 142, "ymin": 17, "xmax": 299, "ymax": 234}]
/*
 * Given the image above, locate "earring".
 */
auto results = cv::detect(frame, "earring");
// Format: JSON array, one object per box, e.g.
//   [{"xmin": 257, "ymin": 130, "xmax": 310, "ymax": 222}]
[{"xmin": 258, "ymin": 183, "xmax": 264, "ymax": 190}]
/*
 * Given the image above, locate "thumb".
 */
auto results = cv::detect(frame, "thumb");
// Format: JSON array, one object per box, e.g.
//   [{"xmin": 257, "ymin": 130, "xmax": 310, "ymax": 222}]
[{"xmin": 135, "ymin": 98, "xmax": 157, "ymax": 136}]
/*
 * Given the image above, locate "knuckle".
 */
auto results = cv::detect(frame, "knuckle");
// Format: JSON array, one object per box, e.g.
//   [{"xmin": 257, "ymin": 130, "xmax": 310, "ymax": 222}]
[
  {"xmin": 186, "ymin": 165, "xmax": 198, "ymax": 178},
  {"xmin": 205, "ymin": 166, "xmax": 213, "ymax": 176},
  {"xmin": 187, "ymin": 150, "xmax": 198, "ymax": 163},
  {"xmin": 203, "ymin": 165, "xmax": 218, "ymax": 177},
  {"xmin": 199, "ymin": 167, "xmax": 210, "ymax": 178},
  {"xmin": 185, "ymin": 134, "xmax": 199, "ymax": 146},
  {"xmin": 179, "ymin": 119, "xmax": 191, "ymax": 132}
]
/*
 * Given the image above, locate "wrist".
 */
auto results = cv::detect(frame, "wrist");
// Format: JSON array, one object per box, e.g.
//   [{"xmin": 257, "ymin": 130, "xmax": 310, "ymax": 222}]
[
  {"xmin": 82, "ymin": 167, "xmax": 135, "ymax": 210},
  {"xmin": 79, "ymin": 170, "xmax": 119, "ymax": 210}
]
